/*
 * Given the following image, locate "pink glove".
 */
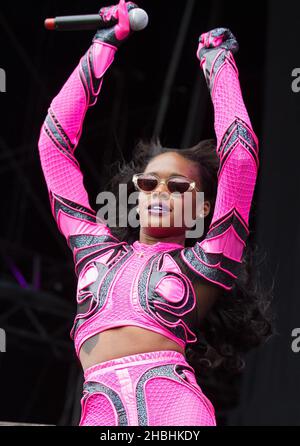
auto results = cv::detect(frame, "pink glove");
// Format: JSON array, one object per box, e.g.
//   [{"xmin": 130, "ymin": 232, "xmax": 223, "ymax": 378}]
[
  {"xmin": 196, "ymin": 27, "xmax": 239, "ymax": 87},
  {"xmin": 93, "ymin": 0, "xmax": 139, "ymax": 48}
]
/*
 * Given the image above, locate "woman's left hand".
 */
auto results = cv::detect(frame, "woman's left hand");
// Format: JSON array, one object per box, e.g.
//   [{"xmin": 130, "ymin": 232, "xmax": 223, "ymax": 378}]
[
  {"xmin": 196, "ymin": 27, "xmax": 239, "ymax": 76},
  {"xmin": 94, "ymin": 0, "xmax": 139, "ymax": 48}
]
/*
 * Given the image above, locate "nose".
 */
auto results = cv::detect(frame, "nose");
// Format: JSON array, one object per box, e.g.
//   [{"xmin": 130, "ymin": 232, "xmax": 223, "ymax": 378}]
[
  {"xmin": 151, "ymin": 190, "xmax": 170, "ymax": 201},
  {"xmin": 155, "ymin": 180, "xmax": 169, "ymax": 195}
]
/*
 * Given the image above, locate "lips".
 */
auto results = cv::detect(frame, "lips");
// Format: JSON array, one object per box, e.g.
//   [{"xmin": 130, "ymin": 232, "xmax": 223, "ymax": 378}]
[{"xmin": 147, "ymin": 202, "xmax": 171, "ymax": 215}]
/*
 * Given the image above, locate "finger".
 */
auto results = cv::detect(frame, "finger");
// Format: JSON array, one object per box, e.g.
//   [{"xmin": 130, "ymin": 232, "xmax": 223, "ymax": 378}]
[
  {"xmin": 211, "ymin": 28, "xmax": 226, "ymax": 38},
  {"xmin": 205, "ymin": 33, "xmax": 210, "ymax": 47},
  {"xmin": 208, "ymin": 32, "xmax": 221, "ymax": 47},
  {"xmin": 211, "ymin": 35, "xmax": 223, "ymax": 47},
  {"xmin": 119, "ymin": 0, "xmax": 126, "ymax": 9},
  {"xmin": 117, "ymin": 0, "xmax": 126, "ymax": 18},
  {"xmin": 115, "ymin": 0, "xmax": 130, "ymax": 41}
]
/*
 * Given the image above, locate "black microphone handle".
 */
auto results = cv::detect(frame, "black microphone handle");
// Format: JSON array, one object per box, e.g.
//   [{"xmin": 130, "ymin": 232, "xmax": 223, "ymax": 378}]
[{"xmin": 45, "ymin": 15, "xmax": 112, "ymax": 31}]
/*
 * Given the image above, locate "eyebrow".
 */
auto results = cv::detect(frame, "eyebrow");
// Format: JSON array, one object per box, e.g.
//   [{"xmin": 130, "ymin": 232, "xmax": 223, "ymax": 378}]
[{"xmin": 147, "ymin": 171, "xmax": 187, "ymax": 177}]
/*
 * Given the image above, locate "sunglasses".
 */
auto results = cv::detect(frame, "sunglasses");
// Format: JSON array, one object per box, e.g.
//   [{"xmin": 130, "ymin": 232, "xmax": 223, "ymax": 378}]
[{"xmin": 132, "ymin": 173, "xmax": 199, "ymax": 194}]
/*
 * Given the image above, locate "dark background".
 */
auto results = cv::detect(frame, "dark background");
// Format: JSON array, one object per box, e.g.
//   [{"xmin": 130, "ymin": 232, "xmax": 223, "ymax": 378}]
[{"xmin": 0, "ymin": 0, "xmax": 299, "ymax": 426}]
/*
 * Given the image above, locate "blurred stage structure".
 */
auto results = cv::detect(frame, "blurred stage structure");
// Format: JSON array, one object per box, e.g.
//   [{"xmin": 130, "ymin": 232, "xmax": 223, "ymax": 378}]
[{"xmin": 0, "ymin": 239, "xmax": 83, "ymax": 426}]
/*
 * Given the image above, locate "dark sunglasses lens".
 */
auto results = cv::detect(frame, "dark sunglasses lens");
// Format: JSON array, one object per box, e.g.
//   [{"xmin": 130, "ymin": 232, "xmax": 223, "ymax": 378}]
[
  {"xmin": 137, "ymin": 176, "xmax": 158, "ymax": 192},
  {"xmin": 168, "ymin": 178, "xmax": 191, "ymax": 193}
]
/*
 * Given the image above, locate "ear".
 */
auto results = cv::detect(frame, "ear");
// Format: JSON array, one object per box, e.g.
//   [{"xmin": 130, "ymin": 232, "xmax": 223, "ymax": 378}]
[
  {"xmin": 203, "ymin": 200, "xmax": 211, "ymax": 218},
  {"xmin": 197, "ymin": 200, "xmax": 211, "ymax": 218}
]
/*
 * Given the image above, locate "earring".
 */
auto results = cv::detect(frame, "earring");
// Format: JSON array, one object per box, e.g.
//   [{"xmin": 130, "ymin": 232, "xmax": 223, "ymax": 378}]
[{"xmin": 136, "ymin": 207, "xmax": 140, "ymax": 214}]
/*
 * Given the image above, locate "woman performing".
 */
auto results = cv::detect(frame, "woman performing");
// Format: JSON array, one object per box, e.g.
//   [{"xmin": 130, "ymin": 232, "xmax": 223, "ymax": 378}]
[{"xmin": 38, "ymin": 0, "xmax": 272, "ymax": 426}]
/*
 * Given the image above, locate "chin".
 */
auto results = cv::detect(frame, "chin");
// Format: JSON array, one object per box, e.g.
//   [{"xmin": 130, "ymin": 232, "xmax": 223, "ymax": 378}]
[{"xmin": 142, "ymin": 226, "xmax": 186, "ymax": 238}]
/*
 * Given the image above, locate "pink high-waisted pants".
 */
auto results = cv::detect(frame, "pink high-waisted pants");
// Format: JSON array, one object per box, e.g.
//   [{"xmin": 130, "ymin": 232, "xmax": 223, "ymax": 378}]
[{"xmin": 79, "ymin": 349, "xmax": 216, "ymax": 426}]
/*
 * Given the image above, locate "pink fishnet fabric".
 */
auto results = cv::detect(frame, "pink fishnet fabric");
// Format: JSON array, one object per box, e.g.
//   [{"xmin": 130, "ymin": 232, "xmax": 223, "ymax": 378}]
[
  {"xmin": 211, "ymin": 55, "xmax": 257, "ymax": 227},
  {"xmin": 38, "ymin": 128, "xmax": 90, "ymax": 207},
  {"xmin": 51, "ymin": 67, "xmax": 87, "ymax": 148},
  {"xmin": 75, "ymin": 253, "xmax": 143, "ymax": 355},
  {"xmin": 75, "ymin": 248, "xmax": 185, "ymax": 358},
  {"xmin": 195, "ymin": 51, "xmax": 258, "ymax": 267},
  {"xmin": 210, "ymin": 144, "xmax": 257, "ymax": 226},
  {"xmin": 80, "ymin": 364, "xmax": 123, "ymax": 425},
  {"xmin": 213, "ymin": 55, "xmax": 251, "ymax": 144},
  {"xmin": 38, "ymin": 42, "xmax": 115, "ymax": 209},
  {"xmin": 145, "ymin": 377, "xmax": 215, "ymax": 426},
  {"xmin": 80, "ymin": 393, "xmax": 118, "ymax": 426},
  {"xmin": 79, "ymin": 351, "xmax": 216, "ymax": 426}
]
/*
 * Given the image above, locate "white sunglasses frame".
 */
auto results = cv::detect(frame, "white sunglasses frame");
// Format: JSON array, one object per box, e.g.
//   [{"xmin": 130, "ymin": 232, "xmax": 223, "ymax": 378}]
[{"xmin": 132, "ymin": 173, "xmax": 200, "ymax": 194}]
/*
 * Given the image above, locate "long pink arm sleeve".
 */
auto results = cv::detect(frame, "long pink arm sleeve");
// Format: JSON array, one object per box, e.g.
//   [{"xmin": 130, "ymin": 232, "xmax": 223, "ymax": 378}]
[
  {"xmin": 181, "ymin": 44, "xmax": 259, "ymax": 290},
  {"xmin": 38, "ymin": 39, "xmax": 116, "ymax": 211},
  {"xmin": 37, "ymin": 39, "xmax": 122, "ymax": 270}
]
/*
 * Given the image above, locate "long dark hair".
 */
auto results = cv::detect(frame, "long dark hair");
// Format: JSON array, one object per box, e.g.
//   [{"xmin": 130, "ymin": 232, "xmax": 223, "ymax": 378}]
[{"xmin": 106, "ymin": 136, "xmax": 275, "ymax": 414}]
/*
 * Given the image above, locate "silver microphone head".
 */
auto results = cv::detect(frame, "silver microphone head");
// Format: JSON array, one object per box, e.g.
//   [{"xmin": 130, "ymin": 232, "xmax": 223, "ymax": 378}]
[{"xmin": 129, "ymin": 8, "xmax": 149, "ymax": 31}]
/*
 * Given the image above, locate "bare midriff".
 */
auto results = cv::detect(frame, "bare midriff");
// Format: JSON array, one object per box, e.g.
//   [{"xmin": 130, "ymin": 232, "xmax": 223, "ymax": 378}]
[{"xmin": 79, "ymin": 326, "xmax": 186, "ymax": 371}]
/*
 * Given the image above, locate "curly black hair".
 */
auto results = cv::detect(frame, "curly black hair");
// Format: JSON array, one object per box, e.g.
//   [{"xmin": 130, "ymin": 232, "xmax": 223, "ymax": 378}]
[{"xmin": 105, "ymin": 136, "xmax": 275, "ymax": 415}]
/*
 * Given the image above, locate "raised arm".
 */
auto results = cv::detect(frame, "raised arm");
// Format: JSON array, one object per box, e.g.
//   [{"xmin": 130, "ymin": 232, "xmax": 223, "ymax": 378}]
[
  {"xmin": 37, "ymin": 0, "xmax": 138, "ymax": 256},
  {"xmin": 181, "ymin": 28, "xmax": 259, "ymax": 291}
]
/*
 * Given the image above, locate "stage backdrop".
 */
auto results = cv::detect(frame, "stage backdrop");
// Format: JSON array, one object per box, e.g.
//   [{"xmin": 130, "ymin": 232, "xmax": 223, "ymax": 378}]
[{"xmin": 227, "ymin": 0, "xmax": 300, "ymax": 426}]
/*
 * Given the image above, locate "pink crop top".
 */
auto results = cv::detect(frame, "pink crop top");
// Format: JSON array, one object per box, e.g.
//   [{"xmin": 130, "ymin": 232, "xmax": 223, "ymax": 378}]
[{"xmin": 37, "ymin": 30, "xmax": 259, "ymax": 358}]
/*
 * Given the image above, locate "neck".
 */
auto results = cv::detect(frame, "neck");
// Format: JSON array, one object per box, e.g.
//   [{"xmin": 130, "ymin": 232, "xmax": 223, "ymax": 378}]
[{"xmin": 139, "ymin": 229, "xmax": 185, "ymax": 246}]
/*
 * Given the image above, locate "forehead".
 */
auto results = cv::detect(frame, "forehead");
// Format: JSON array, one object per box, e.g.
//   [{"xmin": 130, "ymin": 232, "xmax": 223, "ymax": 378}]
[{"xmin": 144, "ymin": 152, "xmax": 199, "ymax": 179}]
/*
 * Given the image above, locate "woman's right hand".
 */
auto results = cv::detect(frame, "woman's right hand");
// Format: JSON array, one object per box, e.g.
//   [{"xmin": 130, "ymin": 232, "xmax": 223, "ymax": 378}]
[
  {"xmin": 196, "ymin": 28, "xmax": 239, "ymax": 85},
  {"xmin": 93, "ymin": 0, "xmax": 139, "ymax": 48}
]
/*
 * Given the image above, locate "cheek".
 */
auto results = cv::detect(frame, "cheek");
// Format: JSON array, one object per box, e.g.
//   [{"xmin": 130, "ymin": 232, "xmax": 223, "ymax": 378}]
[
  {"xmin": 170, "ymin": 196, "xmax": 191, "ymax": 228},
  {"xmin": 138, "ymin": 192, "xmax": 148, "ymax": 208},
  {"xmin": 191, "ymin": 196, "xmax": 198, "ymax": 218},
  {"xmin": 180, "ymin": 193, "xmax": 198, "ymax": 219}
]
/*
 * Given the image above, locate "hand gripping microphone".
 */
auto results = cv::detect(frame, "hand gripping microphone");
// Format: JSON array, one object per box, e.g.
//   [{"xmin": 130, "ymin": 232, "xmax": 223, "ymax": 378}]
[{"xmin": 44, "ymin": 7, "xmax": 148, "ymax": 32}]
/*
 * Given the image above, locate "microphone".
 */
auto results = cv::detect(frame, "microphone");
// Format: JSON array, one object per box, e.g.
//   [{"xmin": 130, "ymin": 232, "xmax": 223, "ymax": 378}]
[{"xmin": 44, "ymin": 8, "xmax": 148, "ymax": 32}]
